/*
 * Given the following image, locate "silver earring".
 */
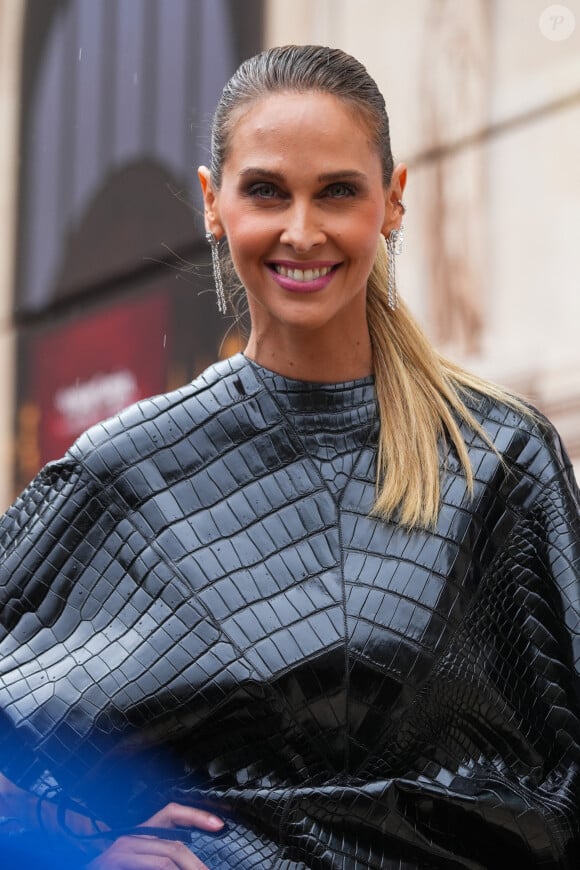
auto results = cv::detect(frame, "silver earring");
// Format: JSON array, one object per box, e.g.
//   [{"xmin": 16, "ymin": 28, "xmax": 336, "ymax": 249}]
[
  {"xmin": 206, "ymin": 232, "xmax": 227, "ymax": 315},
  {"xmin": 386, "ymin": 200, "xmax": 405, "ymax": 311}
]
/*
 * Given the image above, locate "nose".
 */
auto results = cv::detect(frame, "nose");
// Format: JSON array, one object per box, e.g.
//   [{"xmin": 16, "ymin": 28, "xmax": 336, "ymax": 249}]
[{"xmin": 279, "ymin": 202, "xmax": 326, "ymax": 252}]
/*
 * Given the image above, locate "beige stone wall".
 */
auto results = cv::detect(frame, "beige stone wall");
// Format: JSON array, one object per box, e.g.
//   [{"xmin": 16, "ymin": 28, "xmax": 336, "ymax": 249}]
[
  {"xmin": 0, "ymin": 0, "xmax": 24, "ymax": 509},
  {"xmin": 265, "ymin": 0, "xmax": 580, "ymax": 477}
]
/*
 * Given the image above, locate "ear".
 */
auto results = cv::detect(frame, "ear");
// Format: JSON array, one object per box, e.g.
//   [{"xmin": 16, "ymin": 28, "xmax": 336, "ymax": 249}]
[
  {"xmin": 381, "ymin": 162, "xmax": 408, "ymax": 236},
  {"xmin": 197, "ymin": 166, "xmax": 225, "ymax": 239}
]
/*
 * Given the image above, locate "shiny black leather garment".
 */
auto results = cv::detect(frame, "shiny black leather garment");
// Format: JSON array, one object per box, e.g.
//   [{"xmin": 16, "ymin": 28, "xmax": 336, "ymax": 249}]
[{"xmin": 0, "ymin": 352, "xmax": 579, "ymax": 869}]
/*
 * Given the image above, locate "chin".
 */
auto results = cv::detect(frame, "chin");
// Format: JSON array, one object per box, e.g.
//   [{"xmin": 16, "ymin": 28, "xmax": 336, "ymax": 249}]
[{"xmin": 274, "ymin": 310, "xmax": 337, "ymax": 332}]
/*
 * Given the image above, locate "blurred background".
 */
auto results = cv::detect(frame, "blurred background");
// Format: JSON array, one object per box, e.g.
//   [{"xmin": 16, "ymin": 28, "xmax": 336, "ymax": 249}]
[{"xmin": 0, "ymin": 0, "xmax": 579, "ymax": 509}]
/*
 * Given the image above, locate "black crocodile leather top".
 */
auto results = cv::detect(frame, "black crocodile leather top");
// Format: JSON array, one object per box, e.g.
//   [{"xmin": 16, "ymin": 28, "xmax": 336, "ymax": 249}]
[{"xmin": 0, "ymin": 353, "xmax": 579, "ymax": 869}]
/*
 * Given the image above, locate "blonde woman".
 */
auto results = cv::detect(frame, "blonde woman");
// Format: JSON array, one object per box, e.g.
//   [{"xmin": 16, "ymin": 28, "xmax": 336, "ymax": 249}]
[{"xmin": 0, "ymin": 45, "xmax": 578, "ymax": 869}]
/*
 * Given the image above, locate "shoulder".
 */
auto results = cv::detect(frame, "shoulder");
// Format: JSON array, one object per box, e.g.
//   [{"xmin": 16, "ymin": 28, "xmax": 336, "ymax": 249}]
[
  {"xmin": 459, "ymin": 387, "xmax": 579, "ymax": 507},
  {"xmin": 67, "ymin": 353, "xmax": 263, "ymax": 484}
]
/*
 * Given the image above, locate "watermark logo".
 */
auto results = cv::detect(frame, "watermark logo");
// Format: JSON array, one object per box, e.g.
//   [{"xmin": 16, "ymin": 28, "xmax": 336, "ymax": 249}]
[{"xmin": 539, "ymin": 5, "xmax": 576, "ymax": 40}]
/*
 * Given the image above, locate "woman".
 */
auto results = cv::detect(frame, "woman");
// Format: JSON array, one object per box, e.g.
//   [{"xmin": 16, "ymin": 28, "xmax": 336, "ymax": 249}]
[{"xmin": 0, "ymin": 45, "xmax": 579, "ymax": 869}]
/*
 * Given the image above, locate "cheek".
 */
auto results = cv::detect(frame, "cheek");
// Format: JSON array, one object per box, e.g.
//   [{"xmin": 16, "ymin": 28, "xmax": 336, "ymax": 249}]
[
  {"xmin": 227, "ymin": 229, "xmax": 261, "ymax": 262},
  {"xmin": 225, "ymin": 233, "xmax": 268, "ymax": 285},
  {"xmin": 225, "ymin": 217, "xmax": 275, "ymax": 264},
  {"xmin": 347, "ymin": 207, "xmax": 384, "ymax": 247},
  {"xmin": 348, "ymin": 227, "xmax": 381, "ymax": 264}
]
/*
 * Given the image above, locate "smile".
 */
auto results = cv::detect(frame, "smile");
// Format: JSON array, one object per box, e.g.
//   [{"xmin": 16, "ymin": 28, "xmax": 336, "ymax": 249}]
[{"xmin": 272, "ymin": 264, "xmax": 335, "ymax": 282}]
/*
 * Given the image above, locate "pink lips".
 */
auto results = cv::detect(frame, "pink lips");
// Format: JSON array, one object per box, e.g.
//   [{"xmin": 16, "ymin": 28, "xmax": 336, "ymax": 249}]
[{"xmin": 266, "ymin": 261, "xmax": 341, "ymax": 293}]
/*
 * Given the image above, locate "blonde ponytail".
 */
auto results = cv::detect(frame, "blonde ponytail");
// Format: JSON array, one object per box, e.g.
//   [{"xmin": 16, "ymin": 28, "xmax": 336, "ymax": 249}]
[{"xmin": 367, "ymin": 242, "xmax": 531, "ymax": 528}]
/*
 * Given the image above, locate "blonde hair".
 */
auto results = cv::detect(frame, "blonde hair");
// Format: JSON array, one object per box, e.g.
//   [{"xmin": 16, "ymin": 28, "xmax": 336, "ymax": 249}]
[
  {"xmin": 210, "ymin": 45, "xmax": 532, "ymax": 528},
  {"xmin": 368, "ymin": 242, "xmax": 530, "ymax": 528}
]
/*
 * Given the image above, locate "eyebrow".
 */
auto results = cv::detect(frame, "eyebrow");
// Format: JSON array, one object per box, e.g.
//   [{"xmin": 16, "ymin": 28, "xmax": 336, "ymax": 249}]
[{"xmin": 238, "ymin": 167, "xmax": 368, "ymax": 183}]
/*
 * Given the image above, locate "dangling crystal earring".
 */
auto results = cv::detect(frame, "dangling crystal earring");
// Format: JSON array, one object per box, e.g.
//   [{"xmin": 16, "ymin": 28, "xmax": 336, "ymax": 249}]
[
  {"xmin": 206, "ymin": 231, "xmax": 227, "ymax": 315},
  {"xmin": 386, "ymin": 200, "xmax": 405, "ymax": 311}
]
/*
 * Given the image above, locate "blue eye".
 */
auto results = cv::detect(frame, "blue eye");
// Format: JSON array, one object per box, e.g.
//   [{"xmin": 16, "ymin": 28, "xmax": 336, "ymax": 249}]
[
  {"xmin": 248, "ymin": 183, "xmax": 279, "ymax": 199},
  {"xmin": 325, "ymin": 182, "xmax": 356, "ymax": 198}
]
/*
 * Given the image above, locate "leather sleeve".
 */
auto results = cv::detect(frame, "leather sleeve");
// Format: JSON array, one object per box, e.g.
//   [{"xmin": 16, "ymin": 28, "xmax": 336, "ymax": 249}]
[
  {"xmin": 0, "ymin": 458, "xmax": 107, "ymax": 787},
  {"xmin": 398, "ymin": 424, "xmax": 580, "ymax": 867}
]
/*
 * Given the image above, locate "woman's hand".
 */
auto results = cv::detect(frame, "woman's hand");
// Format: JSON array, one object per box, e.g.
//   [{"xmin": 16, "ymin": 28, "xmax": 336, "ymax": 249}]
[{"xmin": 87, "ymin": 802, "xmax": 224, "ymax": 870}]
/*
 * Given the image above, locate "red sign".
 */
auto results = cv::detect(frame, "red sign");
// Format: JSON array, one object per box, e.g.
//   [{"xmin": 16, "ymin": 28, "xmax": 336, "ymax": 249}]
[{"xmin": 30, "ymin": 293, "xmax": 170, "ymax": 464}]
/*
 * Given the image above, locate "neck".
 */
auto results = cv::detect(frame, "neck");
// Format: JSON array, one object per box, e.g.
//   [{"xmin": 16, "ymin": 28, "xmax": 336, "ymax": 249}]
[{"xmin": 244, "ymin": 326, "xmax": 373, "ymax": 383}]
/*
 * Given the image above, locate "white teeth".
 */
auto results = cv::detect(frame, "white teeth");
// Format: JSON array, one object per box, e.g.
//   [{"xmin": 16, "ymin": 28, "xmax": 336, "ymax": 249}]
[{"xmin": 274, "ymin": 265, "xmax": 333, "ymax": 281}]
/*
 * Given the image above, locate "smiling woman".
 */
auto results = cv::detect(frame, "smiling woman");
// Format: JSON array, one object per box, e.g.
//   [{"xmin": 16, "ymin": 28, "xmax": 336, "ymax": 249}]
[
  {"xmin": 0, "ymin": 44, "xmax": 579, "ymax": 870},
  {"xmin": 198, "ymin": 90, "xmax": 403, "ymax": 376}
]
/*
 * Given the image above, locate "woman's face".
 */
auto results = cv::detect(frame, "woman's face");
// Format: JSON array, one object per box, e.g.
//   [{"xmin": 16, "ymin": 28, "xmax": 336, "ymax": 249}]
[{"xmin": 200, "ymin": 92, "xmax": 403, "ymax": 343}]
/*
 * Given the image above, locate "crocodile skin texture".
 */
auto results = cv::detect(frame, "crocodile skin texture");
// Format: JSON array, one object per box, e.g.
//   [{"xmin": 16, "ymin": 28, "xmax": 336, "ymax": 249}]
[{"xmin": 0, "ymin": 353, "xmax": 579, "ymax": 869}]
